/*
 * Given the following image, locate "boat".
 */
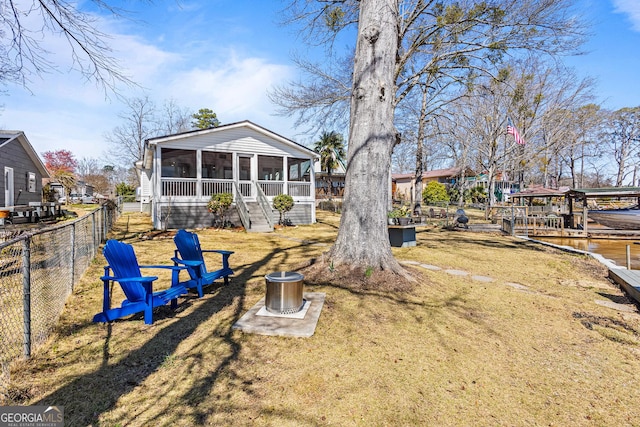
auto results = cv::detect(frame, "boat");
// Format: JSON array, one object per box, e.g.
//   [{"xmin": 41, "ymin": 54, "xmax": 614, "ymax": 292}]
[{"xmin": 588, "ymin": 209, "xmax": 640, "ymax": 230}]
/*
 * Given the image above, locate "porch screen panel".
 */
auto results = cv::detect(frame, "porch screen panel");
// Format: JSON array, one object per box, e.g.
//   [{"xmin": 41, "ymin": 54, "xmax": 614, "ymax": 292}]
[
  {"xmin": 258, "ymin": 155, "xmax": 284, "ymax": 196},
  {"xmin": 202, "ymin": 151, "xmax": 233, "ymax": 179},
  {"xmin": 258, "ymin": 156, "xmax": 283, "ymax": 181},
  {"xmin": 161, "ymin": 148, "xmax": 196, "ymax": 197},
  {"xmin": 161, "ymin": 149, "xmax": 196, "ymax": 177},
  {"xmin": 287, "ymin": 157, "xmax": 311, "ymax": 197},
  {"xmin": 288, "ymin": 158, "xmax": 311, "ymax": 181}
]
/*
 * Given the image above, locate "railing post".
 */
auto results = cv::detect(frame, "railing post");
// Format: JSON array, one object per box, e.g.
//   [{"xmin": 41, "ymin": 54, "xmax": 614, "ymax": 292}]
[
  {"xmin": 22, "ymin": 237, "xmax": 31, "ymax": 358},
  {"xmin": 511, "ymin": 205, "xmax": 515, "ymax": 237}
]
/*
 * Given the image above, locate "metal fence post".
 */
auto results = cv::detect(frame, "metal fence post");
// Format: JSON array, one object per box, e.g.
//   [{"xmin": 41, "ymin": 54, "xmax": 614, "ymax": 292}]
[
  {"xmin": 102, "ymin": 205, "xmax": 107, "ymax": 241},
  {"xmin": 22, "ymin": 237, "xmax": 31, "ymax": 358},
  {"xmin": 92, "ymin": 211, "xmax": 97, "ymax": 255},
  {"xmin": 71, "ymin": 222, "xmax": 76, "ymax": 289}
]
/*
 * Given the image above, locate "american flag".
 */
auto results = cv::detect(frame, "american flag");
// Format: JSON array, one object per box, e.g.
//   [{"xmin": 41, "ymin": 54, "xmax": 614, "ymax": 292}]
[{"xmin": 507, "ymin": 119, "xmax": 525, "ymax": 145}]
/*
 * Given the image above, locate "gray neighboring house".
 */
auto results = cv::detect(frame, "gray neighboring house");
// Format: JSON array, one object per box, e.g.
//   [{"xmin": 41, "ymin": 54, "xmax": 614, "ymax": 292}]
[
  {"xmin": 0, "ymin": 131, "xmax": 50, "ymax": 207},
  {"xmin": 138, "ymin": 120, "xmax": 320, "ymax": 231}
]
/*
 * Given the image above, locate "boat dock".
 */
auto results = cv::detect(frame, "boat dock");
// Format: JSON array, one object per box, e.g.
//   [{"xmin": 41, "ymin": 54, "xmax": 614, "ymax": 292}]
[{"xmin": 608, "ymin": 268, "xmax": 640, "ymax": 304}]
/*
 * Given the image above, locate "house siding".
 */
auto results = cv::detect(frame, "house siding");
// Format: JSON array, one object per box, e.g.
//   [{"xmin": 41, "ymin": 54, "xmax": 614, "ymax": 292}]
[
  {"xmin": 140, "ymin": 170, "xmax": 152, "ymax": 201},
  {"xmin": 160, "ymin": 128, "xmax": 307, "ymax": 158},
  {"xmin": 159, "ymin": 202, "xmax": 315, "ymax": 230},
  {"xmin": 1, "ymin": 138, "xmax": 44, "ymax": 206},
  {"xmin": 160, "ymin": 204, "xmax": 214, "ymax": 229},
  {"xmin": 147, "ymin": 121, "xmax": 318, "ymax": 230},
  {"xmin": 276, "ymin": 203, "xmax": 312, "ymax": 225}
]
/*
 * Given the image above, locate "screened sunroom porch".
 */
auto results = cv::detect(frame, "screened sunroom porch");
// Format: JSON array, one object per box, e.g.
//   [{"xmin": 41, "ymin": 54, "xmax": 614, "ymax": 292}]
[{"xmin": 158, "ymin": 148, "xmax": 315, "ymax": 202}]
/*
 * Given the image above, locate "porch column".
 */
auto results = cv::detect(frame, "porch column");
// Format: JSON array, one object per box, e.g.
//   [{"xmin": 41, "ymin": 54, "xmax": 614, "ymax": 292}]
[
  {"xmin": 232, "ymin": 152, "xmax": 238, "ymax": 200},
  {"xmin": 282, "ymin": 157, "xmax": 288, "ymax": 195},
  {"xmin": 196, "ymin": 150, "xmax": 202, "ymax": 199},
  {"xmin": 310, "ymin": 159, "xmax": 317, "ymax": 223}
]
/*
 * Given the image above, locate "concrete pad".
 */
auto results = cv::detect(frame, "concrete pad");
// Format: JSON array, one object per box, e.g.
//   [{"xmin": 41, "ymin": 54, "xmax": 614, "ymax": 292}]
[
  {"xmin": 255, "ymin": 299, "xmax": 312, "ymax": 319},
  {"xmin": 420, "ymin": 264, "xmax": 442, "ymax": 271},
  {"xmin": 232, "ymin": 292, "xmax": 326, "ymax": 338}
]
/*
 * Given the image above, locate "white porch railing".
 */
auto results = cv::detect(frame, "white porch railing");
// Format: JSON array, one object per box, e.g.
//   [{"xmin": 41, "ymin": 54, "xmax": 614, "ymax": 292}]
[
  {"xmin": 162, "ymin": 178, "xmax": 197, "ymax": 197},
  {"xmin": 202, "ymin": 179, "xmax": 234, "ymax": 197},
  {"xmin": 232, "ymin": 182, "xmax": 251, "ymax": 229},
  {"xmin": 257, "ymin": 181, "xmax": 284, "ymax": 197},
  {"xmin": 160, "ymin": 178, "xmax": 313, "ymax": 201},
  {"xmin": 239, "ymin": 181, "xmax": 253, "ymax": 198},
  {"xmin": 288, "ymin": 182, "xmax": 311, "ymax": 198},
  {"xmin": 255, "ymin": 183, "xmax": 274, "ymax": 229}
]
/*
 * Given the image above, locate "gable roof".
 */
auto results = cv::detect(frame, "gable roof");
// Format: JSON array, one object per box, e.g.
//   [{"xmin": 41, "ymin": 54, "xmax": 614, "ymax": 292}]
[
  {"xmin": 143, "ymin": 120, "xmax": 319, "ymax": 169},
  {"xmin": 568, "ymin": 187, "xmax": 640, "ymax": 198},
  {"xmin": 392, "ymin": 166, "xmax": 475, "ymax": 181},
  {"xmin": 0, "ymin": 131, "xmax": 50, "ymax": 178},
  {"xmin": 512, "ymin": 185, "xmax": 570, "ymax": 198}
]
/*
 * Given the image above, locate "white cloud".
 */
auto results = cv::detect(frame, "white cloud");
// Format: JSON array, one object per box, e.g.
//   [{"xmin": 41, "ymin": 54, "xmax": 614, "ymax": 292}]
[
  {"xmin": 162, "ymin": 50, "xmax": 295, "ymax": 129},
  {"xmin": 612, "ymin": 0, "xmax": 640, "ymax": 31},
  {"xmin": 1, "ymin": 3, "xmax": 302, "ymax": 163}
]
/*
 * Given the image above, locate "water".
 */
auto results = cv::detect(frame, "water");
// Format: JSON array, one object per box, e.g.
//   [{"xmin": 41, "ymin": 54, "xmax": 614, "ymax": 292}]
[{"xmin": 535, "ymin": 237, "xmax": 640, "ymax": 270}]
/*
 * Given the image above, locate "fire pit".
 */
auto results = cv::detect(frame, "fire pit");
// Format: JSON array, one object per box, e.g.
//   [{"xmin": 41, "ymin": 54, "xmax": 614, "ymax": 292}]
[{"xmin": 265, "ymin": 271, "xmax": 305, "ymax": 314}]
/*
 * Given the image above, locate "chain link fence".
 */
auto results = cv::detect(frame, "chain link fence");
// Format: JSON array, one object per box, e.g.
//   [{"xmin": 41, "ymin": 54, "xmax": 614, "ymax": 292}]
[{"xmin": 0, "ymin": 202, "xmax": 120, "ymax": 368}]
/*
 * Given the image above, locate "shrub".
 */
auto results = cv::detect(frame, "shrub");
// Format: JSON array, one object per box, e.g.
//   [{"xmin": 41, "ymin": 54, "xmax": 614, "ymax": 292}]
[
  {"xmin": 207, "ymin": 193, "xmax": 233, "ymax": 227},
  {"xmin": 273, "ymin": 194, "xmax": 294, "ymax": 225},
  {"xmin": 422, "ymin": 181, "xmax": 450, "ymax": 204}
]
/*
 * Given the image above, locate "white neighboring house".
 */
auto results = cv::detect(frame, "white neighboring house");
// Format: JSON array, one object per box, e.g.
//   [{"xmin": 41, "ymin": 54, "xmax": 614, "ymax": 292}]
[{"xmin": 138, "ymin": 121, "xmax": 320, "ymax": 231}]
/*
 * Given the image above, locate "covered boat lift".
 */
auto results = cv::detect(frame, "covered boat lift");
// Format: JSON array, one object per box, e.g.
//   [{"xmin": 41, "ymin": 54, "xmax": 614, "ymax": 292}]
[
  {"xmin": 568, "ymin": 187, "xmax": 640, "ymax": 233},
  {"xmin": 500, "ymin": 186, "xmax": 640, "ymax": 237}
]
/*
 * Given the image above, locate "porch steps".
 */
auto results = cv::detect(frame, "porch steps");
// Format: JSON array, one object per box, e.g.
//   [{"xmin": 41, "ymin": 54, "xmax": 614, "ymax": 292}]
[{"xmin": 245, "ymin": 202, "xmax": 273, "ymax": 233}]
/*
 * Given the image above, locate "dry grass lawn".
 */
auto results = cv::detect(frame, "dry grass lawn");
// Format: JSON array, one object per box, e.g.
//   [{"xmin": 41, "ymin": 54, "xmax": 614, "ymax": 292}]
[{"xmin": 4, "ymin": 209, "xmax": 640, "ymax": 426}]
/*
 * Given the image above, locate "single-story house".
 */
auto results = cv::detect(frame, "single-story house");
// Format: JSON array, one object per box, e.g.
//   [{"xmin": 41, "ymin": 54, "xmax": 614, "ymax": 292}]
[
  {"xmin": 49, "ymin": 180, "xmax": 95, "ymax": 201},
  {"xmin": 315, "ymin": 156, "xmax": 347, "ymax": 199},
  {"xmin": 0, "ymin": 131, "xmax": 50, "ymax": 207},
  {"xmin": 392, "ymin": 166, "xmax": 476, "ymax": 202},
  {"xmin": 138, "ymin": 121, "xmax": 320, "ymax": 231}
]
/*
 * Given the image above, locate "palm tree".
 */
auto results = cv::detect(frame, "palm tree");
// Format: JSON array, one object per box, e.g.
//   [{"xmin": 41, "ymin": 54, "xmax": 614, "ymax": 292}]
[{"xmin": 313, "ymin": 131, "xmax": 346, "ymax": 199}]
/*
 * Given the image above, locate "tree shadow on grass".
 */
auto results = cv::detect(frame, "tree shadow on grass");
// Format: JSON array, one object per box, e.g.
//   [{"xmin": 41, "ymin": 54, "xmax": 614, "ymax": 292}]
[
  {"xmin": 30, "ymin": 245, "xmax": 284, "ymax": 425},
  {"xmin": 28, "ymin": 233, "xmax": 502, "ymax": 425},
  {"xmin": 416, "ymin": 229, "xmax": 565, "ymax": 252}
]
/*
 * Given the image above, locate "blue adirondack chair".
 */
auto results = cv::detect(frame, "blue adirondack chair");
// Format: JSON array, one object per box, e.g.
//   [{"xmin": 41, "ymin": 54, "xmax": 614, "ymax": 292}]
[
  {"xmin": 172, "ymin": 229, "xmax": 234, "ymax": 297},
  {"xmin": 93, "ymin": 239, "xmax": 190, "ymax": 325}
]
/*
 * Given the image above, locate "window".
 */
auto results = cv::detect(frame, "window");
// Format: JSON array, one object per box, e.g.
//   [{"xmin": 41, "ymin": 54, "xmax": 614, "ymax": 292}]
[
  {"xmin": 27, "ymin": 172, "xmax": 36, "ymax": 192},
  {"xmin": 202, "ymin": 151, "xmax": 233, "ymax": 179},
  {"xmin": 258, "ymin": 155, "xmax": 283, "ymax": 181},
  {"xmin": 288, "ymin": 158, "xmax": 311, "ymax": 182},
  {"xmin": 161, "ymin": 149, "xmax": 196, "ymax": 178}
]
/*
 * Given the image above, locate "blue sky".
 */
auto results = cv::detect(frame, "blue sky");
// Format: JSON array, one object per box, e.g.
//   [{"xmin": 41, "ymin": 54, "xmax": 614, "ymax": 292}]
[
  {"xmin": 1, "ymin": 0, "xmax": 639, "ymax": 162},
  {"xmin": 565, "ymin": 0, "xmax": 640, "ymax": 109}
]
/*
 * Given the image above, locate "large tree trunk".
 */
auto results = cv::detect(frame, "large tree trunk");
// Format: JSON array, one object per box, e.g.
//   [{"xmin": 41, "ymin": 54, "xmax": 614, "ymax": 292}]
[{"xmin": 328, "ymin": 0, "xmax": 403, "ymax": 273}]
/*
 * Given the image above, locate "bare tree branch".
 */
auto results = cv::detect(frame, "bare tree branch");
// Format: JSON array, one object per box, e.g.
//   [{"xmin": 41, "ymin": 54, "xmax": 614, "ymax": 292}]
[{"xmin": 0, "ymin": 0, "xmax": 143, "ymax": 93}]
